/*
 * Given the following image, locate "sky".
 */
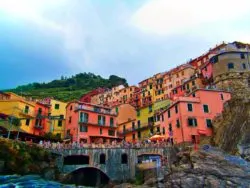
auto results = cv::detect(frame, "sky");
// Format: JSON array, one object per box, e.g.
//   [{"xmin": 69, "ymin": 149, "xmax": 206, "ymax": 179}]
[{"xmin": 0, "ymin": 0, "xmax": 250, "ymax": 89}]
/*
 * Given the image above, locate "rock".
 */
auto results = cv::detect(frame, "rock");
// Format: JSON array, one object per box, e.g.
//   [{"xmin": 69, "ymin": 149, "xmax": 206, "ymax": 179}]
[
  {"xmin": 144, "ymin": 177, "xmax": 157, "ymax": 186},
  {"xmin": 0, "ymin": 160, "xmax": 5, "ymax": 173},
  {"xmin": 42, "ymin": 168, "xmax": 55, "ymax": 180}
]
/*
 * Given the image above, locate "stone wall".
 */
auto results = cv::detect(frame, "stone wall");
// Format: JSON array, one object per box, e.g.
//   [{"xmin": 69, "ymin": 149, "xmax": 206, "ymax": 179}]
[{"xmin": 52, "ymin": 147, "xmax": 171, "ymax": 182}]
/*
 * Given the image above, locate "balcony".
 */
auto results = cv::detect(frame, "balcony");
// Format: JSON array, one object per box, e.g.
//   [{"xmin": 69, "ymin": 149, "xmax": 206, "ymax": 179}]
[
  {"xmin": 79, "ymin": 121, "xmax": 117, "ymax": 129},
  {"xmin": 75, "ymin": 105, "xmax": 117, "ymax": 116},
  {"xmin": 34, "ymin": 125, "xmax": 43, "ymax": 129},
  {"xmin": 19, "ymin": 109, "xmax": 34, "ymax": 117},
  {"xmin": 118, "ymin": 122, "xmax": 154, "ymax": 135}
]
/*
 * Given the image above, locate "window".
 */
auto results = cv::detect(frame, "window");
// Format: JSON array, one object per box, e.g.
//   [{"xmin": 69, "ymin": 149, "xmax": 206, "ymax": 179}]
[
  {"xmin": 148, "ymin": 105, "xmax": 153, "ymax": 113},
  {"xmin": 240, "ymin": 53, "xmax": 245, "ymax": 59},
  {"xmin": 98, "ymin": 115, "xmax": 106, "ymax": 125},
  {"xmin": 80, "ymin": 125, "xmax": 88, "ymax": 132},
  {"xmin": 121, "ymin": 153, "xmax": 128, "ymax": 164},
  {"xmin": 188, "ymin": 118, "xmax": 197, "ymax": 127},
  {"xmin": 206, "ymin": 119, "xmax": 212, "ymax": 128},
  {"xmin": 132, "ymin": 122, "xmax": 135, "ymax": 130},
  {"xmin": 192, "ymin": 93, "xmax": 196, "ymax": 97},
  {"xmin": 148, "ymin": 91, "xmax": 150, "ymax": 96},
  {"xmin": 100, "ymin": 128, "xmax": 103, "ymax": 135},
  {"xmin": 132, "ymin": 134, "xmax": 135, "ymax": 140},
  {"xmin": 203, "ymin": 105, "xmax": 209, "ymax": 113},
  {"xmin": 161, "ymin": 114, "xmax": 164, "ymax": 121},
  {"xmin": 175, "ymin": 105, "xmax": 178, "ymax": 114},
  {"xmin": 138, "ymin": 131, "xmax": 141, "ymax": 138},
  {"xmin": 157, "ymin": 127, "xmax": 160, "ymax": 132},
  {"xmin": 69, "ymin": 116, "xmax": 72, "ymax": 123},
  {"xmin": 123, "ymin": 125, "xmax": 126, "ymax": 132},
  {"xmin": 228, "ymin": 63, "xmax": 234, "ymax": 70},
  {"xmin": 100, "ymin": 154, "xmax": 106, "ymax": 164},
  {"xmin": 150, "ymin": 128, "xmax": 154, "ymax": 134},
  {"xmin": 162, "ymin": 127, "xmax": 165, "ymax": 135},
  {"xmin": 137, "ymin": 110, "xmax": 140, "ymax": 117},
  {"xmin": 176, "ymin": 119, "xmax": 180, "ymax": 128},
  {"xmin": 110, "ymin": 117, "xmax": 114, "ymax": 127},
  {"xmin": 38, "ymin": 108, "xmax": 42, "ymax": 114},
  {"xmin": 25, "ymin": 119, "xmax": 30, "ymax": 126},
  {"xmin": 137, "ymin": 120, "xmax": 141, "ymax": 128},
  {"xmin": 94, "ymin": 107, "xmax": 100, "ymax": 113},
  {"xmin": 242, "ymin": 63, "xmax": 247, "ymax": 69},
  {"xmin": 211, "ymin": 56, "xmax": 218, "ymax": 63},
  {"xmin": 168, "ymin": 123, "xmax": 172, "ymax": 132},
  {"xmin": 192, "ymin": 81, "xmax": 195, "ymax": 86},
  {"xmin": 182, "ymin": 71, "xmax": 184, "ymax": 76},
  {"xmin": 70, "ymin": 105, "xmax": 72, "ymax": 111},
  {"xmin": 55, "ymin": 104, "xmax": 60, "ymax": 110},
  {"xmin": 58, "ymin": 120, "xmax": 62, "ymax": 127},
  {"xmin": 168, "ymin": 110, "xmax": 171, "ymax": 118},
  {"xmin": 220, "ymin": 93, "xmax": 224, "ymax": 100},
  {"xmin": 24, "ymin": 106, "xmax": 29, "ymax": 114},
  {"xmin": 80, "ymin": 112, "xmax": 89, "ymax": 123},
  {"xmin": 204, "ymin": 67, "xmax": 207, "ymax": 71},
  {"xmin": 130, "ymin": 87, "xmax": 132, "ymax": 91},
  {"xmin": 115, "ymin": 107, "xmax": 119, "ymax": 113},
  {"xmin": 108, "ymin": 130, "xmax": 115, "ymax": 136},
  {"xmin": 187, "ymin": 84, "xmax": 190, "ymax": 90},
  {"xmin": 187, "ymin": 103, "xmax": 193, "ymax": 112},
  {"xmin": 149, "ymin": 84, "xmax": 152, "ymax": 89}
]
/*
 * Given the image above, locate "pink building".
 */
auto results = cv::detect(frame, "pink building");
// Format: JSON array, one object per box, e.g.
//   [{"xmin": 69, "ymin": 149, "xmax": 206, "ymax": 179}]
[
  {"xmin": 160, "ymin": 89, "xmax": 231, "ymax": 144},
  {"xmin": 66, "ymin": 101, "xmax": 119, "ymax": 143}
]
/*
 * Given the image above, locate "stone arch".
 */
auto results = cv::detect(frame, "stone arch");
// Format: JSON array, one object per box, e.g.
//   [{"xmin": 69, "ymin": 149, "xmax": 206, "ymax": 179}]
[{"xmin": 65, "ymin": 167, "xmax": 110, "ymax": 187}]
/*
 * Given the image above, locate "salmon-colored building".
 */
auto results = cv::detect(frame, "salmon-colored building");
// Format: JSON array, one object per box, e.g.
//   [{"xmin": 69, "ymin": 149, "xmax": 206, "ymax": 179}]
[
  {"xmin": 160, "ymin": 89, "xmax": 231, "ymax": 144},
  {"xmin": 32, "ymin": 102, "xmax": 50, "ymax": 136},
  {"xmin": 66, "ymin": 101, "xmax": 118, "ymax": 143}
]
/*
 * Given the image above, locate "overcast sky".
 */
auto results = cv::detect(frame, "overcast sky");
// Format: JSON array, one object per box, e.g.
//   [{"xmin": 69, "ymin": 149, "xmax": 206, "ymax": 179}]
[{"xmin": 0, "ymin": 0, "xmax": 250, "ymax": 89}]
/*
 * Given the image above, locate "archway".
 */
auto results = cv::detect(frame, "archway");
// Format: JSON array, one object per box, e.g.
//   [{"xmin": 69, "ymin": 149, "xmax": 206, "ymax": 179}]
[{"xmin": 64, "ymin": 167, "xmax": 110, "ymax": 187}]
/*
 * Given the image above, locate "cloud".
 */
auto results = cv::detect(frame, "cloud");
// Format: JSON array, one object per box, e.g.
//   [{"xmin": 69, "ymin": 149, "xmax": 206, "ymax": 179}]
[{"xmin": 131, "ymin": 0, "xmax": 250, "ymax": 37}]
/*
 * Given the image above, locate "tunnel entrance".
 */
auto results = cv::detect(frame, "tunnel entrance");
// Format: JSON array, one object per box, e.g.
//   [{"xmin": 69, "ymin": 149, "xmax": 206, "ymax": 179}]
[
  {"xmin": 65, "ymin": 167, "xmax": 110, "ymax": 187},
  {"xmin": 64, "ymin": 155, "xmax": 89, "ymax": 165}
]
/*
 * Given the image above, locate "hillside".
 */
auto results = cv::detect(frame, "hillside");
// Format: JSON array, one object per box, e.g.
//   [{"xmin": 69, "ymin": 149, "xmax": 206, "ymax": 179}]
[{"xmin": 7, "ymin": 73, "xmax": 128, "ymax": 102}]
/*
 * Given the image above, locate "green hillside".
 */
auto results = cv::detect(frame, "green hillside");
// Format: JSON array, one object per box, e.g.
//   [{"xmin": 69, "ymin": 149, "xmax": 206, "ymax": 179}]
[{"xmin": 7, "ymin": 73, "xmax": 128, "ymax": 102}]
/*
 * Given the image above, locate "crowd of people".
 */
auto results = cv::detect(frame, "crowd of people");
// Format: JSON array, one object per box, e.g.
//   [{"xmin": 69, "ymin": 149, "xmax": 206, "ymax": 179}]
[{"xmin": 38, "ymin": 139, "xmax": 172, "ymax": 150}]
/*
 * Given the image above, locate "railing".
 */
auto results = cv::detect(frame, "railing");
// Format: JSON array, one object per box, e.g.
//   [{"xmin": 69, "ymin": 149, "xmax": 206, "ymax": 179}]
[
  {"xmin": 19, "ymin": 109, "xmax": 35, "ymax": 117},
  {"xmin": 34, "ymin": 125, "xmax": 43, "ymax": 129},
  {"xmin": 118, "ymin": 122, "xmax": 154, "ymax": 135},
  {"xmin": 79, "ymin": 121, "xmax": 117, "ymax": 128},
  {"xmin": 75, "ymin": 105, "xmax": 117, "ymax": 116}
]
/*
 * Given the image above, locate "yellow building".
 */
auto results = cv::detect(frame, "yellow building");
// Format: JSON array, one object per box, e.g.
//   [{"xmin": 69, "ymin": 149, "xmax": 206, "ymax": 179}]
[
  {"xmin": 136, "ymin": 99, "xmax": 171, "ymax": 140},
  {"xmin": 0, "ymin": 92, "xmax": 36, "ymax": 134},
  {"xmin": 48, "ymin": 99, "xmax": 67, "ymax": 139}
]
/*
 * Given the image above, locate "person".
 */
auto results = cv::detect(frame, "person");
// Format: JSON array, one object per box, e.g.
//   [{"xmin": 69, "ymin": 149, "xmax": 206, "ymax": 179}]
[{"xmin": 39, "ymin": 140, "xmax": 43, "ymax": 147}]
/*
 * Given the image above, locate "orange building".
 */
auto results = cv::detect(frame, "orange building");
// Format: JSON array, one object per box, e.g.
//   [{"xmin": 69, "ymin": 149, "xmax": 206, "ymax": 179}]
[
  {"xmin": 32, "ymin": 102, "xmax": 50, "ymax": 136},
  {"xmin": 160, "ymin": 89, "xmax": 231, "ymax": 144},
  {"xmin": 113, "ymin": 104, "xmax": 137, "ymax": 141},
  {"xmin": 66, "ymin": 101, "xmax": 118, "ymax": 143}
]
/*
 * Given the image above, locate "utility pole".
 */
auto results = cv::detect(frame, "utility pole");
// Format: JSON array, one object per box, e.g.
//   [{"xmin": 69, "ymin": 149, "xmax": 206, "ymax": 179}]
[{"xmin": 7, "ymin": 106, "xmax": 17, "ymax": 139}]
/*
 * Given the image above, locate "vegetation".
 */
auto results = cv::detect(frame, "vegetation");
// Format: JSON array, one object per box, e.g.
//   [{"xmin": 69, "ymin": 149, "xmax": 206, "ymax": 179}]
[
  {"xmin": 0, "ymin": 138, "xmax": 56, "ymax": 175},
  {"xmin": 6, "ymin": 73, "xmax": 128, "ymax": 102}
]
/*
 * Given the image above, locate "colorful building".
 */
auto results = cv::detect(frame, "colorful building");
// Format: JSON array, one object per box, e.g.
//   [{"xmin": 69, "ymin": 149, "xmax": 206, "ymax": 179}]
[
  {"xmin": 66, "ymin": 101, "xmax": 118, "ymax": 143},
  {"xmin": 114, "ymin": 104, "xmax": 137, "ymax": 142},
  {"xmin": 160, "ymin": 89, "xmax": 231, "ymax": 144},
  {"xmin": 0, "ymin": 92, "xmax": 36, "ymax": 134},
  {"xmin": 32, "ymin": 102, "xmax": 50, "ymax": 136},
  {"xmin": 40, "ymin": 98, "xmax": 67, "ymax": 139}
]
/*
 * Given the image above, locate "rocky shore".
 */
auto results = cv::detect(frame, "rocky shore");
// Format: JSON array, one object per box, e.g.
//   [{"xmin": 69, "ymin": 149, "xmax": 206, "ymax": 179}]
[{"xmin": 113, "ymin": 148, "xmax": 250, "ymax": 188}]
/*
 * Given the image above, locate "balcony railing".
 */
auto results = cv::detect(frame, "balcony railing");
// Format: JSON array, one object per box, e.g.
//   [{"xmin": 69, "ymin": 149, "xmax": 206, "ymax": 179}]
[
  {"xmin": 118, "ymin": 122, "xmax": 154, "ymax": 135},
  {"xmin": 79, "ymin": 121, "xmax": 117, "ymax": 128},
  {"xmin": 75, "ymin": 105, "xmax": 117, "ymax": 116},
  {"xmin": 19, "ymin": 109, "xmax": 35, "ymax": 117},
  {"xmin": 34, "ymin": 125, "xmax": 43, "ymax": 129}
]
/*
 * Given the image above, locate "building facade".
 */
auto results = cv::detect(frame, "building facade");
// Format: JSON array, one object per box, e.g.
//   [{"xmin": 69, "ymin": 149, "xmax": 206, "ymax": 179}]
[
  {"xmin": 66, "ymin": 102, "xmax": 118, "ymax": 143},
  {"xmin": 160, "ymin": 89, "xmax": 231, "ymax": 144}
]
